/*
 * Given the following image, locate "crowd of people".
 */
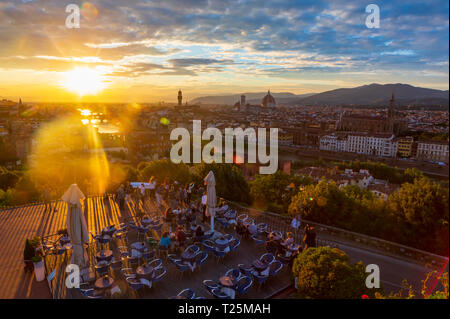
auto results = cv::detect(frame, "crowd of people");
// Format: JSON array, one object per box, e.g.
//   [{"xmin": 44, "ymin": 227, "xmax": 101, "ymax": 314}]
[{"xmin": 113, "ymin": 176, "xmax": 317, "ymax": 265}]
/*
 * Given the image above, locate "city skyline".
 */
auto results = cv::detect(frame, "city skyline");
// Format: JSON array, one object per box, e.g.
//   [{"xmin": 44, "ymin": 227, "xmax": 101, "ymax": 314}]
[{"xmin": 0, "ymin": 0, "xmax": 448, "ymax": 102}]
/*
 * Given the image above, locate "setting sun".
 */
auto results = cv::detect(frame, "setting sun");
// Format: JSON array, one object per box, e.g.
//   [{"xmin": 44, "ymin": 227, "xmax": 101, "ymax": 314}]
[{"xmin": 62, "ymin": 67, "xmax": 106, "ymax": 96}]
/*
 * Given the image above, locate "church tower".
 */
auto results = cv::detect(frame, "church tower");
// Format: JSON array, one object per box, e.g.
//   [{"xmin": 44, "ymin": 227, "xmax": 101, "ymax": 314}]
[{"xmin": 178, "ymin": 90, "xmax": 182, "ymax": 106}]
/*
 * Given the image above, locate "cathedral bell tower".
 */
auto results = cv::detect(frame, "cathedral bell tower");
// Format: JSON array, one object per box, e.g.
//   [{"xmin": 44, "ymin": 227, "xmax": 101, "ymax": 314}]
[{"xmin": 178, "ymin": 90, "xmax": 182, "ymax": 106}]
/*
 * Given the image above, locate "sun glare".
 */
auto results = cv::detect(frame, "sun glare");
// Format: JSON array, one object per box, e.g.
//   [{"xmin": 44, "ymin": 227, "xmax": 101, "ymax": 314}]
[{"xmin": 62, "ymin": 67, "xmax": 105, "ymax": 96}]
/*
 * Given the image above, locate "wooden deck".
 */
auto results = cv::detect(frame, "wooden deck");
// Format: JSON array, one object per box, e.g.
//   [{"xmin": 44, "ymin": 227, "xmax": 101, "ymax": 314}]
[{"xmin": 0, "ymin": 197, "xmax": 292, "ymax": 299}]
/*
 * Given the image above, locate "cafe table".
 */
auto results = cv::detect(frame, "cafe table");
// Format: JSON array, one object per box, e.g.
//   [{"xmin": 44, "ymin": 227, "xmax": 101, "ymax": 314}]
[
  {"xmin": 131, "ymin": 241, "xmax": 146, "ymax": 251},
  {"xmin": 95, "ymin": 276, "xmax": 114, "ymax": 290},
  {"xmin": 219, "ymin": 276, "xmax": 237, "ymax": 288},
  {"xmin": 136, "ymin": 263, "xmax": 154, "ymax": 280},
  {"xmin": 96, "ymin": 249, "xmax": 113, "ymax": 262}
]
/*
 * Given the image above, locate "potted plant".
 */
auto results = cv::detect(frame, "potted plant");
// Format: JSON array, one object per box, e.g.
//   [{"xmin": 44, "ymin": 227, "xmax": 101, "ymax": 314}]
[
  {"xmin": 23, "ymin": 237, "xmax": 41, "ymax": 273},
  {"xmin": 31, "ymin": 255, "xmax": 45, "ymax": 282}
]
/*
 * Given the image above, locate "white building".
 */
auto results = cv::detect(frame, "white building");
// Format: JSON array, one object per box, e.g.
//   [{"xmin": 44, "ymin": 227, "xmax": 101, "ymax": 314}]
[
  {"xmin": 416, "ymin": 140, "xmax": 449, "ymax": 163},
  {"xmin": 319, "ymin": 134, "xmax": 347, "ymax": 152},
  {"xmin": 346, "ymin": 133, "xmax": 397, "ymax": 158},
  {"xmin": 320, "ymin": 133, "xmax": 398, "ymax": 158}
]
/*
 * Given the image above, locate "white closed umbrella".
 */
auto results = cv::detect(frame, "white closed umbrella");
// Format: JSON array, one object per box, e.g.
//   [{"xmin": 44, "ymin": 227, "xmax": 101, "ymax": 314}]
[
  {"xmin": 62, "ymin": 184, "xmax": 89, "ymax": 266},
  {"xmin": 204, "ymin": 171, "xmax": 217, "ymax": 232}
]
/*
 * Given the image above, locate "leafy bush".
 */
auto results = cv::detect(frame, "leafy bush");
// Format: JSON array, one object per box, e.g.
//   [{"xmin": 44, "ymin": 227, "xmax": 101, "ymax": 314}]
[{"xmin": 292, "ymin": 246, "xmax": 379, "ymax": 299}]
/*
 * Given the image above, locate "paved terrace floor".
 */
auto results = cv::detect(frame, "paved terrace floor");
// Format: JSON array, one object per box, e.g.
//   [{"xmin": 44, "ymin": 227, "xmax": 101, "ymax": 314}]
[
  {"xmin": 0, "ymin": 196, "xmax": 138, "ymax": 299},
  {"xmin": 0, "ymin": 197, "xmax": 443, "ymax": 298}
]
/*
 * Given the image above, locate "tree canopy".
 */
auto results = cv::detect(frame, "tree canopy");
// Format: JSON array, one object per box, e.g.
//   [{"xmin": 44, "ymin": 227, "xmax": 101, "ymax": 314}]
[{"xmin": 292, "ymin": 247, "xmax": 378, "ymax": 299}]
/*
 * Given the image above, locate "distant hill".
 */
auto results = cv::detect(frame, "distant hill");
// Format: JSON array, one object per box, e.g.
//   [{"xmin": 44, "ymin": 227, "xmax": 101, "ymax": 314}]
[
  {"xmin": 294, "ymin": 83, "xmax": 449, "ymax": 106},
  {"xmin": 190, "ymin": 92, "xmax": 315, "ymax": 105}
]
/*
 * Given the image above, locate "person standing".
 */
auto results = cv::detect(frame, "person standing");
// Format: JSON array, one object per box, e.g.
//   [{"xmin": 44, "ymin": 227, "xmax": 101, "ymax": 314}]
[
  {"xmin": 201, "ymin": 192, "xmax": 208, "ymax": 223},
  {"xmin": 43, "ymin": 186, "xmax": 51, "ymax": 212},
  {"xmin": 148, "ymin": 177, "xmax": 156, "ymax": 200},
  {"xmin": 116, "ymin": 184, "xmax": 125, "ymax": 211}
]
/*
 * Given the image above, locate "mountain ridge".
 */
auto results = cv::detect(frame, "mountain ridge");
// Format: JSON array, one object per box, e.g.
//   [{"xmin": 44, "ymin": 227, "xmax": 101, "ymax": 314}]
[{"xmin": 189, "ymin": 83, "xmax": 448, "ymax": 107}]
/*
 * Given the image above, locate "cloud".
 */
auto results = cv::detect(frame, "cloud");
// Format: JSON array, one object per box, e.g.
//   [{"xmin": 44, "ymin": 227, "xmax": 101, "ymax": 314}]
[{"xmin": 0, "ymin": 0, "xmax": 447, "ymax": 88}]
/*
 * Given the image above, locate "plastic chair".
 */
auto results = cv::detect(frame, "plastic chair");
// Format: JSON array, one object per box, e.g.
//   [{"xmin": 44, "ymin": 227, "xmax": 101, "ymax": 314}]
[
  {"xmin": 120, "ymin": 267, "xmax": 136, "ymax": 279},
  {"xmin": 260, "ymin": 253, "xmax": 275, "ymax": 265},
  {"xmin": 213, "ymin": 248, "xmax": 227, "ymax": 262},
  {"xmin": 269, "ymin": 260, "xmax": 283, "ymax": 277},
  {"xmin": 203, "ymin": 279, "xmax": 220, "ymax": 293},
  {"xmin": 194, "ymin": 251, "xmax": 208, "ymax": 267},
  {"xmin": 186, "ymin": 244, "xmax": 200, "ymax": 255},
  {"xmin": 236, "ymin": 276, "xmax": 253, "ymax": 295},
  {"xmin": 211, "ymin": 288, "xmax": 231, "ymax": 299},
  {"xmin": 225, "ymin": 268, "xmax": 241, "ymax": 280},
  {"xmin": 257, "ymin": 223, "xmax": 268, "ymax": 234},
  {"xmin": 251, "ymin": 235, "xmax": 265, "ymax": 246},
  {"xmin": 126, "ymin": 277, "xmax": 144, "ymax": 296},
  {"xmin": 152, "ymin": 266, "xmax": 166, "ymax": 283},
  {"xmin": 174, "ymin": 260, "xmax": 190, "ymax": 277},
  {"xmin": 230, "ymin": 238, "xmax": 240, "ymax": 252},
  {"xmin": 224, "ymin": 234, "xmax": 234, "ymax": 242},
  {"xmin": 148, "ymin": 258, "xmax": 163, "ymax": 270},
  {"xmin": 238, "ymin": 264, "xmax": 253, "ymax": 278},
  {"xmin": 237, "ymin": 214, "xmax": 248, "ymax": 223},
  {"xmin": 253, "ymin": 273, "xmax": 269, "ymax": 287},
  {"xmin": 201, "ymin": 240, "xmax": 215, "ymax": 252},
  {"xmin": 142, "ymin": 250, "xmax": 155, "ymax": 262},
  {"xmin": 177, "ymin": 288, "xmax": 195, "ymax": 299}
]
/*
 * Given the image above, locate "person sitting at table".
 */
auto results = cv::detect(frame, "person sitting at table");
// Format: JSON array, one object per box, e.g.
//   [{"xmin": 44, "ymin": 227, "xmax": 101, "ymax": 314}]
[
  {"xmin": 215, "ymin": 236, "xmax": 230, "ymax": 252},
  {"xmin": 235, "ymin": 221, "xmax": 247, "ymax": 237},
  {"xmin": 220, "ymin": 286, "xmax": 236, "ymax": 299},
  {"xmin": 251, "ymin": 264, "xmax": 270, "ymax": 277},
  {"xmin": 247, "ymin": 222, "xmax": 258, "ymax": 236},
  {"xmin": 176, "ymin": 226, "xmax": 187, "ymax": 247},
  {"xmin": 164, "ymin": 207, "xmax": 177, "ymax": 230},
  {"xmin": 266, "ymin": 238, "xmax": 284, "ymax": 256},
  {"xmin": 194, "ymin": 225, "xmax": 204, "ymax": 242},
  {"xmin": 284, "ymin": 232, "xmax": 294, "ymax": 246}
]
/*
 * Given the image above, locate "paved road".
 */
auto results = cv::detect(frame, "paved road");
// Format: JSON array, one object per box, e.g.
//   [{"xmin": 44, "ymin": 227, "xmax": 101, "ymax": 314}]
[{"xmin": 324, "ymin": 239, "xmax": 448, "ymax": 295}]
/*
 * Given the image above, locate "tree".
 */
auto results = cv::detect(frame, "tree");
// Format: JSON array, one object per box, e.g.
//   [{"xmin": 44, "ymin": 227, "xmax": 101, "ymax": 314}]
[
  {"xmin": 139, "ymin": 159, "xmax": 191, "ymax": 185},
  {"xmin": 292, "ymin": 247, "xmax": 379, "ymax": 299},
  {"xmin": 250, "ymin": 170, "xmax": 312, "ymax": 213},
  {"xmin": 0, "ymin": 166, "xmax": 20, "ymax": 191},
  {"xmin": 193, "ymin": 163, "xmax": 251, "ymax": 204},
  {"xmin": 388, "ymin": 177, "xmax": 449, "ymax": 255}
]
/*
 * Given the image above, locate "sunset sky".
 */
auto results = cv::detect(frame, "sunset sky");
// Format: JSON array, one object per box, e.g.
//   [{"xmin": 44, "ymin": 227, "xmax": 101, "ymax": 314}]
[{"xmin": 0, "ymin": 0, "xmax": 448, "ymax": 103}]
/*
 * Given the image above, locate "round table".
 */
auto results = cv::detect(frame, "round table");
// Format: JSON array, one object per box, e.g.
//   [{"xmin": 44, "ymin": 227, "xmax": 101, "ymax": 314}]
[
  {"xmin": 136, "ymin": 264, "xmax": 154, "ymax": 279},
  {"xmin": 131, "ymin": 241, "xmax": 146, "ymax": 251},
  {"xmin": 219, "ymin": 276, "xmax": 237, "ymax": 288},
  {"xmin": 102, "ymin": 226, "xmax": 116, "ymax": 236},
  {"xmin": 252, "ymin": 260, "xmax": 267, "ymax": 271},
  {"xmin": 269, "ymin": 232, "xmax": 282, "ymax": 241},
  {"xmin": 181, "ymin": 251, "xmax": 196, "ymax": 261},
  {"xmin": 96, "ymin": 249, "xmax": 113, "ymax": 262},
  {"xmin": 60, "ymin": 236, "xmax": 70, "ymax": 245},
  {"xmin": 215, "ymin": 238, "xmax": 230, "ymax": 251},
  {"xmin": 142, "ymin": 217, "xmax": 153, "ymax": 226},
  {"xmin": 95, "ymin": 276, "xmax": 114, "ymax": 290}
]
